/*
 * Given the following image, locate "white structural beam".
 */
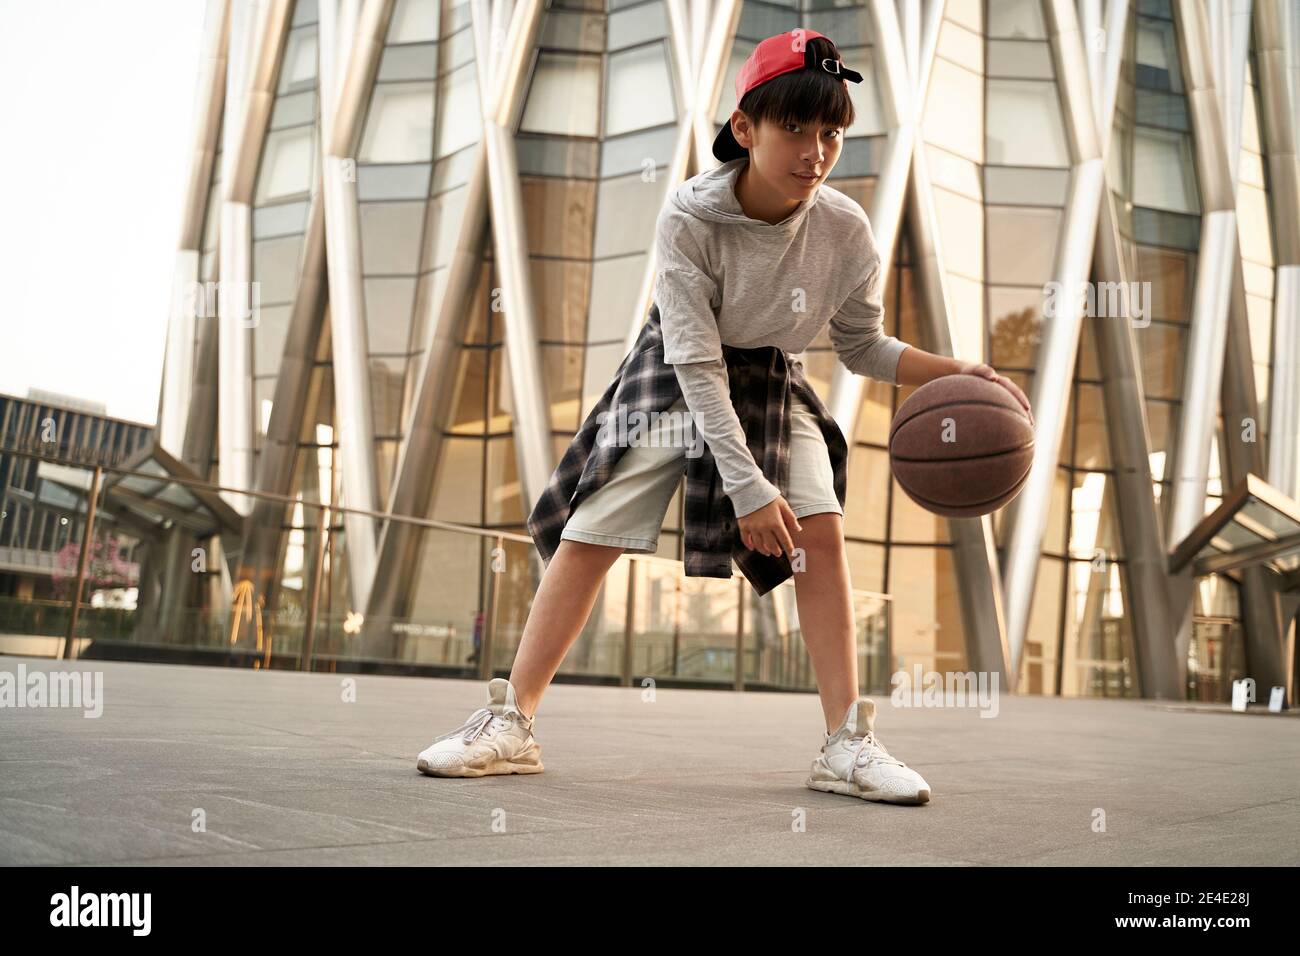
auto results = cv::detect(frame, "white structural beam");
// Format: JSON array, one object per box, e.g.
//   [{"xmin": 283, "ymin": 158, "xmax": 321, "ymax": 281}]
[
  {"xmin": 158, "ymin": 0, "xmax": 230, "ymax": 460},
  {"xmin": 999, "ymin": 0, "xmax": 1107, "ymax": 675},
  {"xmin": 320, "ymin": 0, "xmax": 391, "ymax": 614}
]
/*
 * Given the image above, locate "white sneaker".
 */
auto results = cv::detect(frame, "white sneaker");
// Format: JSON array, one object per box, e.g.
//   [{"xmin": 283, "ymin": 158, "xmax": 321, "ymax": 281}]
[
  {"xmin": 805, "ymin": 697, "xmax": 931, "ymax": 805},
  {"xmin": 416, "ymin": 677, "xmax": 544, "ymax": 777}
]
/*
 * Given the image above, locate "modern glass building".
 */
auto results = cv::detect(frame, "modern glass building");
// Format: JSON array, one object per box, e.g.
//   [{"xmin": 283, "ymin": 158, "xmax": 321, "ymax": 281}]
[
  {"xmin": 87, "ymin": 0, "xmax": 1298, "ymax": 700},
  {"xmin": 0, "ymin": 390, "xmax": 155, "ymax": 656}
]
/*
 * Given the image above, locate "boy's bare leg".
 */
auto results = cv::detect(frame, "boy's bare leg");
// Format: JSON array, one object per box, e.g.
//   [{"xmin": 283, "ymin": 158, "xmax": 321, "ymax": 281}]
[
  {"xmin": 507, "ymin": 539, "xmax": 625, "ymax": 718},
  {"xmin": 788, "ymin": 513, "xmax": 860, "ymax": 734}
]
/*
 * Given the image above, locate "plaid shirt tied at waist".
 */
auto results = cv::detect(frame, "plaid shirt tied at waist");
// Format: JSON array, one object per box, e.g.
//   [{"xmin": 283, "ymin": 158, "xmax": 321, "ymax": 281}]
[{"xmin": 526, "ymin": 302, "xmax": 849, "ymax": 597}]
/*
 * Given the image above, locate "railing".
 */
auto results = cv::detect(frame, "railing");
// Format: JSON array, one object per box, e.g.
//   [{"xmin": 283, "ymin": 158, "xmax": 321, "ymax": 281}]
[{"xmin": 0, "ymin": 442, "xmax": 894, "ymax": 694}]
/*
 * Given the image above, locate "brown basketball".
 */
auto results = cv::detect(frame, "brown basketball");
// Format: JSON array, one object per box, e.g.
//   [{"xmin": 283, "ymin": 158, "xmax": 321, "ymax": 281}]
[{"xmin": 888, "ymin": 375, "xmax": 1035, "ymax": 518}]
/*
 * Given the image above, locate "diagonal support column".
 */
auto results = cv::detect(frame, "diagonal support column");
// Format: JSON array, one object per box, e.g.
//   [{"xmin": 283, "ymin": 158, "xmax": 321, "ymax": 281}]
[
  {"xmin": 480, "ymin": 0, "xmax": 554, "ymax": 515},
  {"xmin": 1163, "ymin": 0, "xmax": 1245, "ymax": 689},
  {"xmin": 998, "ymin": 0, "xmax": 1107, "ymax": 677},
  {"xmin": 827, "ymin": 0, "xmax": 915, "ymax": 438},
  {"xmin": 1256, "ymin": 0, "xmax": 1300, "ymax": 502},
  {"xmin": 363, "ymin": 0, "xmax": 551, "ymax": 647},
  {"xmin": 892, "ymin": 1, "xmax": 1012, "ymax": 684},
  {"xmin": 320, "ymin": 0, "xmax": 390, "ymax": 614},
  {"xmin": 159, "ymin": 0, "xmax": 230, "ymax": 461},
  {"xmin": 1074, "ymin": 0, "xmax": 1184, "ymax": 697},
  {"xmin": 218, "ymin": 0, "xmax": 292, "ymax": 517}
]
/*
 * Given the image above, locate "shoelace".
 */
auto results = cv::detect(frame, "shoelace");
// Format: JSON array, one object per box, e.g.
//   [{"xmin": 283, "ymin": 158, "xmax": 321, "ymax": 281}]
[
  {"xmin": 432, "ymin": 707, "xmax": 509, "ymax": 745},
  {"xmin": 849, "ymin": 731, "xmax": 905, "ymax": 770}
]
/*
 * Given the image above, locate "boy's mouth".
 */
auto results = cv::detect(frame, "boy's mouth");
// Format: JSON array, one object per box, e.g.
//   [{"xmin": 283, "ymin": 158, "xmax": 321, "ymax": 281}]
[{"xmin": 792, "ymin": 171, "xmax": 820, "ymax": 184}]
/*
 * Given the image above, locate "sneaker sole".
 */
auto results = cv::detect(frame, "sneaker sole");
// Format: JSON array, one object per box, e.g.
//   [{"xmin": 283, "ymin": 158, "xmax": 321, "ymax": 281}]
[
  {"xmin": 416, "ymin": 757, "xmax": 544, "ymax": 778},
  {"xmin": 805, "ymin": 776, "xmax": 930, "ymax": 805}
]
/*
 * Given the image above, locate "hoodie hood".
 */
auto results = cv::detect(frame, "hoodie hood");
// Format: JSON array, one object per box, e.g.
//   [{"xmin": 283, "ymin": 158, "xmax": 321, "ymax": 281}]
[{"xmin": 669, "ymin": 157, "xmax": 822, "ymax": 236}]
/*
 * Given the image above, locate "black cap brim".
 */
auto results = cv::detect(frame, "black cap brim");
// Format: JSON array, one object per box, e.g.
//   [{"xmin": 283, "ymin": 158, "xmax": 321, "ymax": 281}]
[{"xmin": 711, "ymin": 121, "xmax": 748, "ymax": 163}]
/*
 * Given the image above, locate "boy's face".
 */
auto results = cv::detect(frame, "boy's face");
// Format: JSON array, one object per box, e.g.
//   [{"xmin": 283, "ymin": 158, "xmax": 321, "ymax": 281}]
[{"xmin": 729, "ymin": 111, "xmax": 844, "ymax": 200}]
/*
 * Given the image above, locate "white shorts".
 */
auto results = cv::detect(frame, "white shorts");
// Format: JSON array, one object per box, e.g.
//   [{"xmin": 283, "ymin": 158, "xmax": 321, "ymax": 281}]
[{"xmin": 559, "ymin": 394, "xmax": 844, "ymax": 554}]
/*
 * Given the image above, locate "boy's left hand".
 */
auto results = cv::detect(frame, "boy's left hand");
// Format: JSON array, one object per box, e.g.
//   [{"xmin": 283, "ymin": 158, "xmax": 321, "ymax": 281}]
[{"xmin": 956, "ymin": 361, "xmax": 1034, "ymax": 427}]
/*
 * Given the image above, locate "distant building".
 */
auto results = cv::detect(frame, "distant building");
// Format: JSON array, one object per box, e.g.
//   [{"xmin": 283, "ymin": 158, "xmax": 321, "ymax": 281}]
[{"xmin": 0, "ymin": 389, "xmax": 151, "ymax": 601}]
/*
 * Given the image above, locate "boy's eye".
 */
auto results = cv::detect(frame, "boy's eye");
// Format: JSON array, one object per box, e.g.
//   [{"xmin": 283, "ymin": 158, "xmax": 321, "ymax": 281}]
[{"xmin": 786, "ymin": 123, "xmax": 840, "ymax": 139}]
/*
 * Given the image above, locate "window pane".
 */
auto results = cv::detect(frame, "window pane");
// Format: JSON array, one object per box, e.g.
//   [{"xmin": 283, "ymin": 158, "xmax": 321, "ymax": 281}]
[
  {"xmin": 377, "ymin": 43, "xmax": 438, "ymax": 81},
  {"xmin": 542, "ymin": 345, "xmax": 583, "ymax": 432},
  {"xmin": 923, "ymin": 57, "xmax": 983, "ymax": 160},
  {"xmin": 580, "ymin": 342, "xmax": 625, "ymax": 421},
  {"xmin": 604, "ymin": 43, "xmax": 675, "ymax": 137},
  {"xmin": 984, "ymin": 166, "xmax": 1068, "ymax": 205},
  {"xmin": 357, "ymin": 163, "xmax": 432, "ymax": 200},
  {"xmin": 1133, "ymin": 127, "xmax": 1198, "ymax": 213},
  {"xmin": 485, "ymin": 436, "xmax": 524, "ymax": 524},
  {"xmin": 987, "ymin": 206, "xmax": 1061, "ymax": 285},
  {"xmin": 986, "ymin": 79, "xmax": 1067, "ymax": 167},
  {"xmin": 888, "ymin": 547, "xmax": 967, "ymax": 673},
  {"xmin": 253, "ymin": 234, "xmax": 304, "ymax": 304},
  {"xmin": 1135, "ymin": 247, "xmax": 1193, "ymax": 322},
  {"xmin": 252, "ymin": 200, "xmax": 310, "ymax": 239},
  {"xmin": 589, "ymin": 254, "xmax": 646, "ymax": 341},
  {"xmin": 520, "ymin": 52, "xmax": 600, "ymax": 136},
  {"xmin": 369, "ymin": 355, "xmax": 407, "ymax": 435},
  {"xmin": 1072, "ymin": 385, "xmax": 1111, "ymax": 470},
  {"xmin": 889, "ymin": 472, "xmax": 951, "ymax": 544},
  {"xmin": 278, "ymin": 27, "xmax": 318, "ymax": 94},
  {"xmin": 364, "ymin": 277, "xmax": 417, "ymax": 353},
  {"xmin": 530, "ymin": 257, "xmax": 591, "ymax": 342},
  {"xmin": 431, "ymin": 438, "xmax": 483, "ymax": 524},
  {"xmin": 607, "ymin": 1, "xmax": 668, "ymax": 50},
  {"xmin": 842, "ymin": 47, "xmax": 886, "ymax": 136},
  {"xmin": 594, "ymin": 171, "xmax": 661, "ymax": 257},
  {"xmin": 845, "ymin": 540, "xmax": 885, "ymax": 593},
  {"xmin": 987, "ymin": 39, "xmax": 1053, "ymax": 79},
  {"xmin": 845, "ymin": 446, "xmax": 890, "ymax": 540},
  {"xmin": 360, "ymin": 201, "xmax": 425, "ymax": 274},
  {"xmin": 1134, "ymin": 321, "xmax": 1184, "ymax": 399},
  {"xmin": 989, "ymin": 286, "xmax": 1044, "ymax": 368},
  {"xmin": 987, "ymin": 0, "xmax": 1046, "ymax": 39},
  {"xmin": 387, "ymin": 0, "xmax": 440, "ymax": 43},
  {"xmin": 435, "ymin": 63, "xmax": 481, "ymax": 158},
  {"xmin": 360, "ymin": 82, "xmax": 435, "ymax": 162},
  {"xmin": 256, "ymin": 126, "xmax": 316, "ymax": 203},
  {"xmin": 540, "ymin": 8, "xmax": 606, "ymax": 52},
  {"xmin": 270, "ymin": 90, "xmax": 316, "ymax": 130},
  {"xmin": 600, "ymin": 127, "xmax": 676, "ymax": 177},
  {"xmin": 253, "ymin": 304, "xmax": 292, "ymax": 377}
]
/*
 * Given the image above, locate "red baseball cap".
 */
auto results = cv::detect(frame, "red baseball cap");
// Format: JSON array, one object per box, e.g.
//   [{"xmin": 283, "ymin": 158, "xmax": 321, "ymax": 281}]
[{"xmin": 712, "ymin": 29, "xmax": 864, "ymax": 163}]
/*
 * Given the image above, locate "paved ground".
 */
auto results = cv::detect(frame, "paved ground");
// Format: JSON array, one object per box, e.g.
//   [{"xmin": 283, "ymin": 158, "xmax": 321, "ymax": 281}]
[{"xmin": 1, "ymin": 656, "xmax": 1298, "ymax": 866}]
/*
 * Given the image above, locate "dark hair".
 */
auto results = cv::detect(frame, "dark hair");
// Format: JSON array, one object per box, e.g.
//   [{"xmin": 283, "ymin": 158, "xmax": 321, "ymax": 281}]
[{"xmin": 736, "ymin": 36, "xmax": 856, "ymax": 134}]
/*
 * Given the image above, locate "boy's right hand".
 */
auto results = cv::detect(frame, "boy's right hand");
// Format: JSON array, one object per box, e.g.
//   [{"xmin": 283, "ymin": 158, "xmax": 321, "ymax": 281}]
[{"xmin": 736, "ymin": 495, "xmax": 802, "ymax": 558}]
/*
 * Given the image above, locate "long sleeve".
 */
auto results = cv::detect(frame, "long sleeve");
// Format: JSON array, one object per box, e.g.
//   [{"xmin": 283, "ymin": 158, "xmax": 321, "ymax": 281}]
[
  {"xmin": 655, "ymin": 209, "xmax": 781, "ymax": 518},
  {"xmin": 673, "ymin": 360, "xmax": 782, "ymax": 517},
  {"xmin": 828, "ymin": 248, "xmax": 911, "ymax": 385}
]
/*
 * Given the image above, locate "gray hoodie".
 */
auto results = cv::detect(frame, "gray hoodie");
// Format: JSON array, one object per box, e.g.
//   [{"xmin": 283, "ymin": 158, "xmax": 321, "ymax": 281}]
[{"xmin": 653, "ymin": 157, "xmax": 910, "ymax": 518}]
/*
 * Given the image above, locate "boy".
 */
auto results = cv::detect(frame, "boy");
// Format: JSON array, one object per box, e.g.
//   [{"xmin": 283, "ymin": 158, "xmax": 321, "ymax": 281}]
[{"xmin": 417, "ymin": 30, "xmax": 1032, "ymax": 805}]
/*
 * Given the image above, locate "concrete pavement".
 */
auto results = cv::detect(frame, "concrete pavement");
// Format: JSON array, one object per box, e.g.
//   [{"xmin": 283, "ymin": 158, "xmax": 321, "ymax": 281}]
[{"xmin": 1, "ymin": 657, "xmax": 1297, "ymax": 866}]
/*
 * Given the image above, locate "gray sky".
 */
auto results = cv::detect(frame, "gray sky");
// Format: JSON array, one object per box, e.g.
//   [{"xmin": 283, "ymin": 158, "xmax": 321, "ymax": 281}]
[{"xmin": 0, "ymin": 0, "xmax": 207, "ymax": 425}]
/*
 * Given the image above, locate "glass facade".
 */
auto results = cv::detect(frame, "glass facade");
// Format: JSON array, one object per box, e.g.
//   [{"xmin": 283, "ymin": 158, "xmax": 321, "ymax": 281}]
[{"xmin": 4, "ymin": 0, "xmax": 1284, "ymax": 702}]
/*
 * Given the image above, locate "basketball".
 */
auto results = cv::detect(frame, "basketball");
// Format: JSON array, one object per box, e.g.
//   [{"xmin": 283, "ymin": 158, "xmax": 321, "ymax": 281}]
[{"xmin": 888, "ymin": 374, "xmax": 1035, "ymax": 517}]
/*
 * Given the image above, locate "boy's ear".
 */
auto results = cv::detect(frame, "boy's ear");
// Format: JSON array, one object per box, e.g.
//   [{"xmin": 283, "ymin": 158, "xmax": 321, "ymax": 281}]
[{"xmin": 732, "ymin": 110, "xmax": 755, "ymax": 149}]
